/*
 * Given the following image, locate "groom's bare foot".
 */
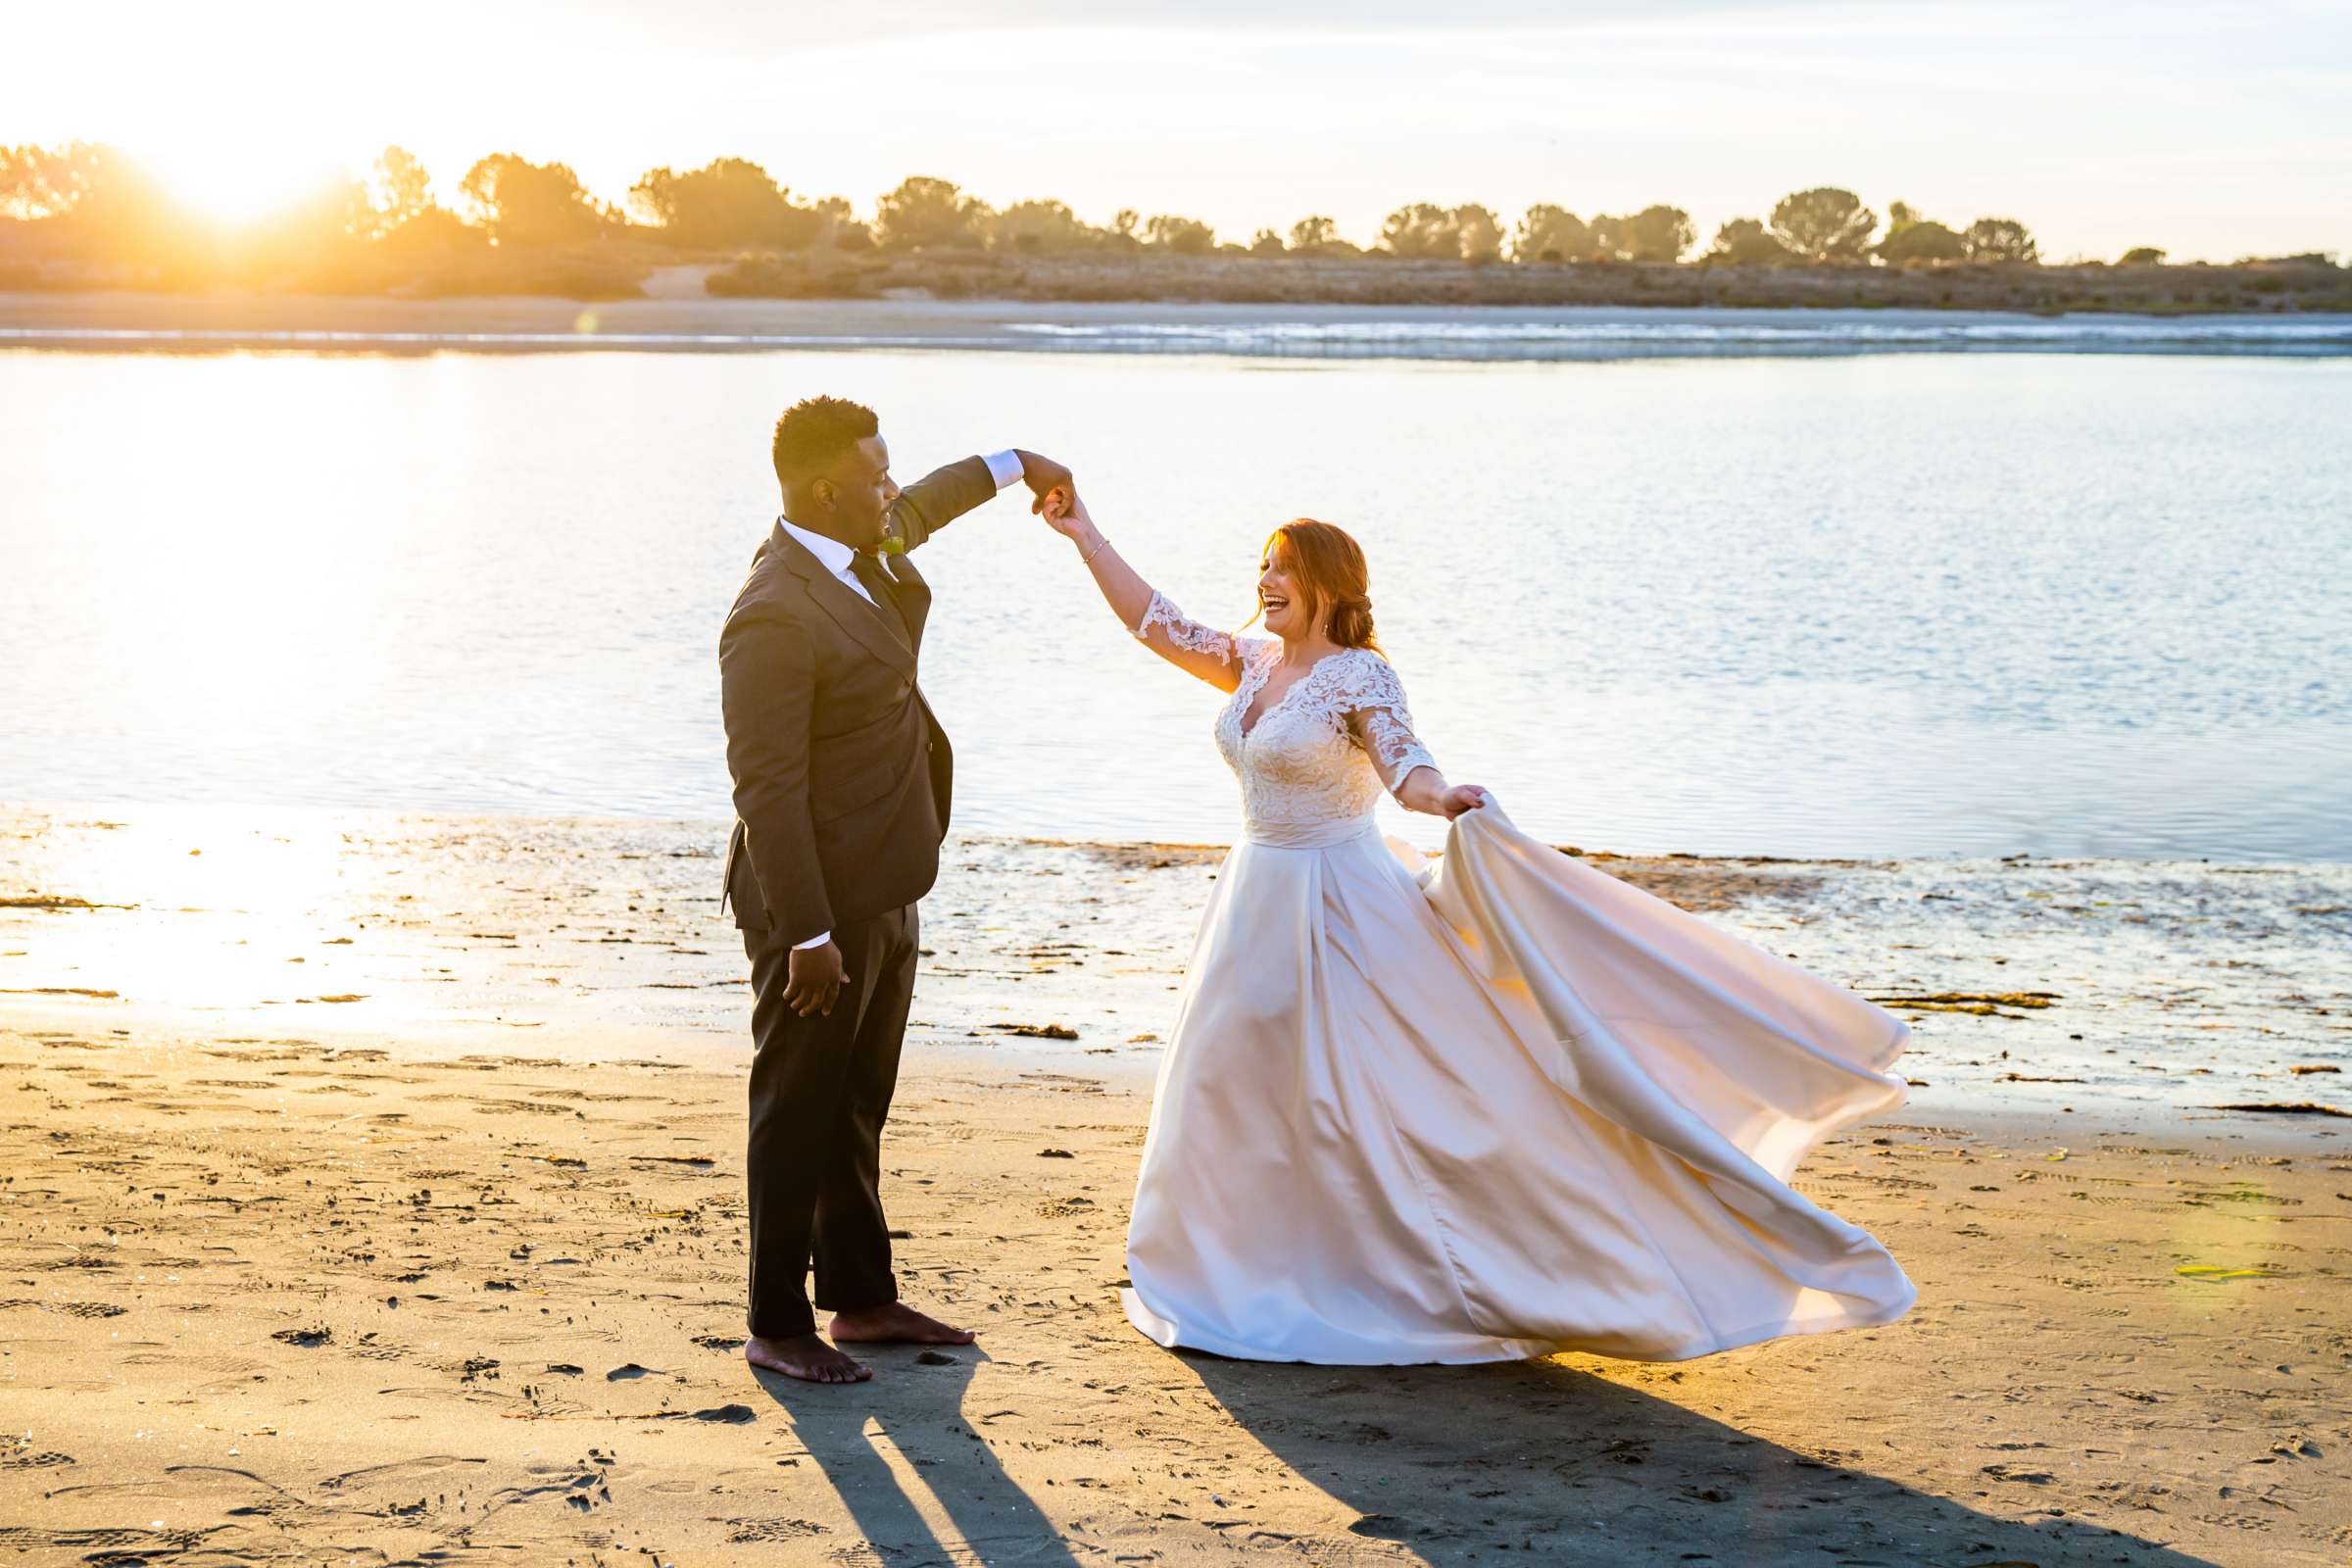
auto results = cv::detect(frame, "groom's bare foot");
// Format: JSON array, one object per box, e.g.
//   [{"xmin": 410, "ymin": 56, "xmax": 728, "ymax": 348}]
[
  {"xmin": 827, "ymin": 1301, "xmax": 976, "ymax": 1346},
  {"xmin": 746, "ymin": 1333, "xmax": 871, "ymax": 1384}
]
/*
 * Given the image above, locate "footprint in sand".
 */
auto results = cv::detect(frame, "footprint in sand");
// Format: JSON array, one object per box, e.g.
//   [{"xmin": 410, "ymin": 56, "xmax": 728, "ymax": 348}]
[
  {"xmin": 0, "ymin": 1446, "xmax": 73, "ymax": 1471},
  {"xmin": 317, "ymin": 1454, "xmax": 490, "ymax": 1492},
  {"xmin": 726, "ymin": 1517, "xmax": 829, "ymax": 1543},
  {"xmin": 0, "ymin": 1298, "xmax": 126, "ymax": 1319}
]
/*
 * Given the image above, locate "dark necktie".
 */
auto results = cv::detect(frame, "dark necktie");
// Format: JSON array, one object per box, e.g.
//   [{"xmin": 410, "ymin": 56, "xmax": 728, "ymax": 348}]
[{"xmin": 849, "ymin": 552, "xmax": 911, "ymax": 648}]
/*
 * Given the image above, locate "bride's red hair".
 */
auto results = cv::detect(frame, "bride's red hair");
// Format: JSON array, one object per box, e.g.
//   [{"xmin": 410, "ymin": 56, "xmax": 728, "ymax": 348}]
[{"xmin": 1253, "ymin": 518, "xmax": 1380, "ymax": 652}]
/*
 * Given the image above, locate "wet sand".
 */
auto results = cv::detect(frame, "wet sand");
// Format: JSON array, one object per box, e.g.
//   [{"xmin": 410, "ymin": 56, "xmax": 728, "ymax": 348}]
[{"xmin": 3, "ymin": 805, "xmax": 2348, "ymax": 1565}]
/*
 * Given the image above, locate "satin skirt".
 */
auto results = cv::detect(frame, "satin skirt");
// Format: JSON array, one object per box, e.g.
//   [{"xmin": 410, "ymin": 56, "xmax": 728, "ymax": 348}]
[{"xmin": 1120, "ymin": 804, "xmax": 1916, "ymax": 1365}]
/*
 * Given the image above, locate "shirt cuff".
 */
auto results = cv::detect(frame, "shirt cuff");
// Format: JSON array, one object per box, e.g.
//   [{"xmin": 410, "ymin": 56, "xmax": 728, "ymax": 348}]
[
  {"xmin": 982, "ymin": 449, "xmax": 1024, "ymax": 490},
  {"xmin": 792, "ymin": 929, "xmax": 832, "ymax": 951}
]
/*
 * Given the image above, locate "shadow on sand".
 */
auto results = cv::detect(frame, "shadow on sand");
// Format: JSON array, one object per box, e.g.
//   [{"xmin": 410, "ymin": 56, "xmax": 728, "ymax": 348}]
[
  {"xmin": 1185, "ymin": 1352, "xmax": 2223, "ymax": 1567},
  {"xmin": 752, "ymin": 1345, "xmax": 2223, "ymax": 1566},
  {"xmin": 754, "ymin": 1348, "xmax": 1085, "ymax": 1568}
]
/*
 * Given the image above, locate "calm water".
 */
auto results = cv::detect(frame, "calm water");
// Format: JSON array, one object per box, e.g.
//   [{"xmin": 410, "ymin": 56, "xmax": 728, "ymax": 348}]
[{"xmin": 3, "ymin": 341, "xmax": 2346, "ymax": 858}]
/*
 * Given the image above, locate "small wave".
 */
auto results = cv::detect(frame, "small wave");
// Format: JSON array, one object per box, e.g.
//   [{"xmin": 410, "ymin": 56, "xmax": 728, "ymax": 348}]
[
  {"xmin": 3, "ymin": 313, "xmax": 2345, "ymax": 361},
  {"xmin": 1004, "ymin": 318, "xmax": 2352, "ymax": 348}
]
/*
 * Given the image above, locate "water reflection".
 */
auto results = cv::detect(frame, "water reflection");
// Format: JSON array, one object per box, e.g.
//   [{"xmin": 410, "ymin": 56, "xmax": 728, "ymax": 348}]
[{"xmin": 2, "ymin": 346, "xmax": 2345, "ymax": 859}]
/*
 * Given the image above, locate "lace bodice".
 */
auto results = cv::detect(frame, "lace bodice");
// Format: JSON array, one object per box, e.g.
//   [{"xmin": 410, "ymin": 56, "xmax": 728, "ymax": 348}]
[{"xmin": 1134, "ymin": 592, "xmax": 1438, "ymax": 845}]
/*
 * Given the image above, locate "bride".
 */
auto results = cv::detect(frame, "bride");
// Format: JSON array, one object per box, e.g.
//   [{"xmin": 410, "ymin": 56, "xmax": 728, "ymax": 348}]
[{"xmin": 1039, "ymin": 489, "xmax": 1916, "ymax": 1365}]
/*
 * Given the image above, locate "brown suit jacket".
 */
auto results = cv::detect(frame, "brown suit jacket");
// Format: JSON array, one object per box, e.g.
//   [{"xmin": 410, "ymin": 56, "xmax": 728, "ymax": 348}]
[{"xmin": 718, "ymin": 457, "xmax": 999, "ymax": 944}]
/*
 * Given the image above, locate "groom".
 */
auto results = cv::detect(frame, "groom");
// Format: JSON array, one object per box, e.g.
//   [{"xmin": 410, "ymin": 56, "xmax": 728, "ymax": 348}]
[{"xmin": 720, "ymin": 395, "xmax": 1069, "ymax": 1384}]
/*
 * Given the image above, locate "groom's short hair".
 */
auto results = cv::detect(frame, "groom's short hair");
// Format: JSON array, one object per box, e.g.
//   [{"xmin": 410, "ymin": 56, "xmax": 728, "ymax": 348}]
[{"xmin": 772, "ymin": 396, "xmax": 879, "ymax": 489}]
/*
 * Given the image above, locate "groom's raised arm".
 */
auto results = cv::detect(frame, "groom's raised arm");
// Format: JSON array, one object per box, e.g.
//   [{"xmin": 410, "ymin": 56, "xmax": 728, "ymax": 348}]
[
  {"xmin": 720, "ymin": 609, "xmax": 832, "ymax": 947},
  {"xmin": 888, "ymin": 450, "xmax": 1070, "ymax": 552}
]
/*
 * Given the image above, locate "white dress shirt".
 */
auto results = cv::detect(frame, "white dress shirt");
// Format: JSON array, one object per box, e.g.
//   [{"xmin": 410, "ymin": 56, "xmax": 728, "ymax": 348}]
[{"xmin": 781, "ymin": 449, "xmax": 1025, "ymax": 951}]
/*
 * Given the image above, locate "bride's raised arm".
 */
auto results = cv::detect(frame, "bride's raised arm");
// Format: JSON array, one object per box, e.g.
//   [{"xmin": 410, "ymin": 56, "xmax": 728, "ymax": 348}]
[{"xmin": 1040, "ymin": 486, "xmax": 1255, "ymax": 693}]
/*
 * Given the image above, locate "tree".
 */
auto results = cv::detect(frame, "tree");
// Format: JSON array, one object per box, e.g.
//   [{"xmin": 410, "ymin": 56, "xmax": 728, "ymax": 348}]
[
  {"xmin": 805, "ymin": 195, "xmax": 870, "ymax": 250},
  {"xmin": 367, "ymin": 147, "xmax": 433, "ymax": 236},
  {"xmin": 1249, "ymin": 227, "xmax": 1286, "ymax": 257},
  {"xmin": 1879, "ymin": 219, "xmax": 1966, "ymax": 266},
  {"xmin": 1375, "ymin": 203, "xmax": 1505, "ymax": 262},
  {"xmin": 1964, "ymin": 217, "xmax": 2038, "ymax": 264},
  {"xmin": 1769, "ymin": 186, "xmax": 1877, "ymax": 264},
  {"xmin": 372, "ymin": 203, "xmax": 481, "ymax": 261},
  {"xmin": 990, "ymin": 198, "xmax": 1092, "ymax": 254},
  {"xmin": 0, "ymin": 141, "xmax": 108, "ymax": 220},
  {"xmin": 1705, "ymin": 217, "xmax": 1795, "ymax": 266},
  {"xmin": 1143, "ymin": 214, "xmax": 1215, "ymax": 254},
  {"xmin": 459, "ymin": 154, "xmax": 606, "ymax": 246},
  {"xmin": 1513, "ymin": 204, "xmax": 1592, "ymax": 263},
  {"xmin": 1288, "ymin": 215, "xmax": 1338, "ymax": 252},
  {"xmin": 0, "ymin": 142, "xmax": 149, "ymax": 228},
  {"xmin": 873, "ymin": 175, "xmax": 989, "ymax": 250},
  {"xmin": 0, "ymin": 142, "xmax": 188, "ymax": 262},
  {"xmin": 2119, "ymin": 245, "xmax": 2166, "ymax": 266},
  {"xmin": 1092, "ymin": 208, "xmax": 1141, "ymax": 252},
  {"xmin": 1379, "ymin": 202, "xmax": 1455, "ymax": 258},
  {"xmin": 630, "ymin": 159, "xmax": 820, "ymax": 250},
  {"xmin": 1452, "ymin": 203, "xmax": 1504, "ymax": 265},
  {"xmin": 1620, "ymin": 204, "xmax": 1694, "ymax": 263}
]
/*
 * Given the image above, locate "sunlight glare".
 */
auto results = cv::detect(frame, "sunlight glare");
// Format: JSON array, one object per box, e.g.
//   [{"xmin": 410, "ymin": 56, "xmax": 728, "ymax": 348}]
[{"xmin": 127, "ymin": 132, "xmax": 352, "ymax": 227}]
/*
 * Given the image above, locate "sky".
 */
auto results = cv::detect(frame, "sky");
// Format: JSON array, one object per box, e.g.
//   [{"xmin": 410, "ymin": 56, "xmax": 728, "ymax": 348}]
[{"xmin": 10, "ymin": 0, "xmax": 2348, "ymax": 262}]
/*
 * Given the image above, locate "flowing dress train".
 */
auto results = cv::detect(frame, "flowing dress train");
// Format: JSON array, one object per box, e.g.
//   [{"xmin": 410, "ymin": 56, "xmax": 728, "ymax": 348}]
[{"xmin": 1118, "ymin": 595, "xmax": 1915, "ymax": 1364}]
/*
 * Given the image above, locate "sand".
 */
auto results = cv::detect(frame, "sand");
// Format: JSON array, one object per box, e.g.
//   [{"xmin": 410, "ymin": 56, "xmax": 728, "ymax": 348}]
[{"xmin": 3, "ymin": 805, "xmax": 2349, "ymax": 1566}]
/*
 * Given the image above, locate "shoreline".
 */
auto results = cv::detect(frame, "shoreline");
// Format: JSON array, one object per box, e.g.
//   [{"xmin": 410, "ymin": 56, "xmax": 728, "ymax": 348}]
[
  {"xmin": 4, "ymin": 292, "xmax": 2351, "ymax": 362},
  {"xmin": 6, "ymin": 803, "xmax": 2343, "ymax": 1120}
]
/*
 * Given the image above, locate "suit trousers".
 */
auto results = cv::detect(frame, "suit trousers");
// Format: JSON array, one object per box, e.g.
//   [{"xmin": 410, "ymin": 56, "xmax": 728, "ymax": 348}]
[{"xmin": 742, "ymin": 902, "xmax": 920, "ymax": 1340}]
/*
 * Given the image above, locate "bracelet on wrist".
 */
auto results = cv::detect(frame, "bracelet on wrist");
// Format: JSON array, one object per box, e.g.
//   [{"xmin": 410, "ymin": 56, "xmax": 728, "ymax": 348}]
[{"xmin": 1080, "ymin": 532, "xmax": 1109, "ymax": 565}]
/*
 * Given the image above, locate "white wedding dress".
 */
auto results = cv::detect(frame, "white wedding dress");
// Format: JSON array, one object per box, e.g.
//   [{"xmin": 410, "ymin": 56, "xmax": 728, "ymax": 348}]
[{"xmin": 1119, "ymin": 594, "xmax": 1917, "ymax": 1364}]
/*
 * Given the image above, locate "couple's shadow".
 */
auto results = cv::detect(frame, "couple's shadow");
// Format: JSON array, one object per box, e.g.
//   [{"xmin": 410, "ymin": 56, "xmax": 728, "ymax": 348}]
[
  {"xmin": 756, "ymin": 1348, "xmax": 2223, "ymax": 1567},
  {"xmin": 753, "ymin": 1347, "xmax": 1085, "ymax": 1568}
]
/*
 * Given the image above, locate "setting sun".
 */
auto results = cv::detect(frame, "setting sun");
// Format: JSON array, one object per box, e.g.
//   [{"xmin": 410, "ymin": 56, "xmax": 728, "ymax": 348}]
[{"xmin": 126, "ymin": 135, "xmax": 352, "ymax": 227}]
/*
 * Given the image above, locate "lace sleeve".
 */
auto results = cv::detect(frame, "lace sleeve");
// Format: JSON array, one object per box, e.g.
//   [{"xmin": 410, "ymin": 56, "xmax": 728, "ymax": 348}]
[
  {"xmin": 1132, "ymin": 590, "xmax": 1259, "ymax": 671},
  {"xmin": 1333, "ymin": 651, "xmax": 1439, "ymax": 795}
]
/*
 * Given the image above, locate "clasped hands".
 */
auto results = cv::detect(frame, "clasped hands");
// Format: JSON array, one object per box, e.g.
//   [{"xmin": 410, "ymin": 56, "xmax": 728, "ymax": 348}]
[{"xmin": 1012, "ymin": 450, "xmax": 1073, "ymax": 515}]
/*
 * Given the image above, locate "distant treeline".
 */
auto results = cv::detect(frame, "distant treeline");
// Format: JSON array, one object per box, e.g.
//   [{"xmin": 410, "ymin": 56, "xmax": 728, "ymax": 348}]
[{"xmin": 1, "ymin": 142, "xmax": 2342, "ymax": 308}]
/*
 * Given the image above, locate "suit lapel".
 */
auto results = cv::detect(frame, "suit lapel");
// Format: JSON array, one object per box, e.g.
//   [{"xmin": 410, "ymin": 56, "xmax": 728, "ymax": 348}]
[{"xmin": 772, "ymin": 524, "xmax": 916, "ymax": 678}]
